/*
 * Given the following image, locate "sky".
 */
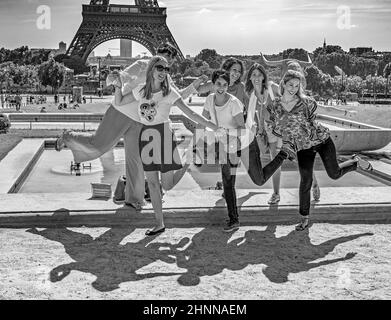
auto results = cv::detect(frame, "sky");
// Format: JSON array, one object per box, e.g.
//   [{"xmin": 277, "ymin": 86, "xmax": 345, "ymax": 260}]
[{"xmin": 0, "ymin": 0, "xmax": 390, "ymax": 57}]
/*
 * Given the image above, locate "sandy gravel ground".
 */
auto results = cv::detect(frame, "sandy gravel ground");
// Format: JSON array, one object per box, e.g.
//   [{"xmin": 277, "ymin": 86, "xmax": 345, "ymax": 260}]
[{"xmin": 0, "ymin": 222, "xmax": 390, "ymax": 300}]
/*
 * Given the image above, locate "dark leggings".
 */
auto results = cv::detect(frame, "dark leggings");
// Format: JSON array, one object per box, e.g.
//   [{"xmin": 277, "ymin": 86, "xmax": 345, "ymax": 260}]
[
  {"xmin": 221, "ymin": 162, "xmax": 238, "ymax": 223},
  {"xmin": 297, "ymin": 137, "xmax": 357, "ymax": 216},
  {"xmin": 220, "ymin": 138, "xmax": 286, "ymax": 223},
  {"xmin": 241, "ymin": 138, "xmax": 286, "ymax": 186}
]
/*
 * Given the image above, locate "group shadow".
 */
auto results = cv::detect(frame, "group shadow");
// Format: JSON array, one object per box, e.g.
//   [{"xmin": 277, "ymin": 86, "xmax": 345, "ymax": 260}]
[{"xmin": 27, "ymin": 202, "xmax": 373, "ymax": 292}]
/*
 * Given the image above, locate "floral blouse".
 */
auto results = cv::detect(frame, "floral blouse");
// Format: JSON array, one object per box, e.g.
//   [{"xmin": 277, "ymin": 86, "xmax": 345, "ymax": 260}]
[{"xmin": 265, "ymin": 97, "xmax": 330, "ymax": 152}]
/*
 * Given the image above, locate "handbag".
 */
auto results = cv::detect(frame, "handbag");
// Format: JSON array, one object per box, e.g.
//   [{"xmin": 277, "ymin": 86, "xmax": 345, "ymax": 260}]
[{"xmin": 113, "ymin": 175, "xmax": 126, "ymax": 201}]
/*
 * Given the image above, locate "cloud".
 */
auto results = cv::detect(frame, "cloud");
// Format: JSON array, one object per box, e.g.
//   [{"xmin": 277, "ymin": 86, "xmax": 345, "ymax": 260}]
[{"xmin": 197, "ymin": 8, "xmax": 212, "ymax": 14}]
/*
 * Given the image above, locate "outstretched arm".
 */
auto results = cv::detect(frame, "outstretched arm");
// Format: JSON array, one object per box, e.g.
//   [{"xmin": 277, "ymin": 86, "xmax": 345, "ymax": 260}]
[
  {"xmin": 111, "ymin": 71, "xmax": 137, "ymax": 106},
  {"xmin": 169, "ymin": 75, "xmax": 209, "ymax": 100},
  {"xmin": 196, "ymin": 80, "xmax": 214, "ymax": 95},
  {"xmin": 174, "ymin": 98, "xmax": 219, "ymax": 131}
]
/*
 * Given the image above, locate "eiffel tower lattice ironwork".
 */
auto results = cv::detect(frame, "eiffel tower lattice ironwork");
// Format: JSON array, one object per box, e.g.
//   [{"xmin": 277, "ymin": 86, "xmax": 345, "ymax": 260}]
[{"xmin": 66, "ymin": 0, "xmax": 184, "ymax": 62}]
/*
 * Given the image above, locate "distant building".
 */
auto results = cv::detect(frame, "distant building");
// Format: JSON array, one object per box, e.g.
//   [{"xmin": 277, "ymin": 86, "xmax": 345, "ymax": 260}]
[
  {"xmin": 120, "ymin": 39, "xmax": 132, "ymax": 57},
  {"xmin": 33, "ymin": 42, "xmax": 68, "ymax": 59},
  {"xmin": 87, "ymin": 55, "xmax": 139, "ymax": 69},
  {"xmin": 349, "ymin": 47, "xmax": 374, "ymax": 56}
]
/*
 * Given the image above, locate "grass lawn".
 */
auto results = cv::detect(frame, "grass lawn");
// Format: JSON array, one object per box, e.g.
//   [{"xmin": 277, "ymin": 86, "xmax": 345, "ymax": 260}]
[{"xmin": 0, "ymin": 134, "xmax": 22, "ymax": 161}]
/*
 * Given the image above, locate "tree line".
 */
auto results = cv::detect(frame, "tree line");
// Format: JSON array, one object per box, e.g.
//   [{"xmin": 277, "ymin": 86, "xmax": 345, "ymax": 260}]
[{"xmin": 1, "ymin": 45, "xmax": 391, "ymax": 97}]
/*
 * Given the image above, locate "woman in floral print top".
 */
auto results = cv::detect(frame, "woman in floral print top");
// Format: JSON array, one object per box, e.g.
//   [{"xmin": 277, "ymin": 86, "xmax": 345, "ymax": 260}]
[
  {"xmin": 266, "ymin": 93, "xmax": 330, "ymax": 153},
  {"xmin": 265, "ymin": 70, "xmax": 373, "ymax": 231}
]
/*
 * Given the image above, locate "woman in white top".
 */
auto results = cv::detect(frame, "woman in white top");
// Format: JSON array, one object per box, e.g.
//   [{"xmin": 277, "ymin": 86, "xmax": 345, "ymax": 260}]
[
  {"xmin": 113, "ymin": 56, "xmax": 221, "ymax": 236},
  {"xmin": 55, "ymin": 43, "xmax": 206, "ymax": 210},
  {"xmin": 202, "ymin": 70, "xmax": 245, "ymax": 232},
  {"xmin": 201, "ymin": 70, "xmax": 292, "ymax": 232}
]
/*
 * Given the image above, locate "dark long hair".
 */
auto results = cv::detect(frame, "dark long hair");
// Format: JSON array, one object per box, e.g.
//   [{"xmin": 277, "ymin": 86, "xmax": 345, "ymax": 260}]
[
  {"xmin": 221, "ymin": 57, "xmax": 245, "ymax": 85},
  {"xmin": 245, "ymin": 63, "xmax": 268, "ymax": 95}
]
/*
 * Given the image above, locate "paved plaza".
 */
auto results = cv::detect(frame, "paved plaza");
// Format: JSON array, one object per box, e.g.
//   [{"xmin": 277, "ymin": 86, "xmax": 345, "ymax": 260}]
[{"xmin": 0, "ymin": 222, "xmax": 390, "ymax": 300}]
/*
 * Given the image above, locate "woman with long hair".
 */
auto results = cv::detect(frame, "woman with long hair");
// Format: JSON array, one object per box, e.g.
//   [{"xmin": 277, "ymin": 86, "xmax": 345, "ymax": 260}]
[
  {"xmin": 55, "ymin": 43, "xmax": 207, "ymax": 210},
  {"xmin": 248, "ymin": 62, "xmax": 321, "ymax": 204},
  {"xmin": 112, "ymin": 55, "xmax": 222, "ymax": 236},
  {"xmin": 197, "ymin": 57, "xmax": 249, "ymax": 109},
  {"xmin": 266, "ymin": 70, "xmax": 372, "ymax": 231}
]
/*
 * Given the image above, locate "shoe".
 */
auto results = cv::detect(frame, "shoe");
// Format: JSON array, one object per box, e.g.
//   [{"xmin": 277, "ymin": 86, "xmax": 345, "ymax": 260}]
[
  {"xmin": 312, "ymin": 185, "xmax": 320, "ymax": 201},
  {"xmin": 295, "ymin": 217, "xmax": 310, "ymax": 231},
  {"xmin": 268, "ymin": 193, "xmax": 280, "ymax": 204},
  {"xmin": 280, "ymin": 141, "xmax": 296, "ymax": 161},
  {"xmin": 124, "ymin": 201, "xmax": 143, "ymax": 213},
  {"xmin": 145, "ymin": 227, "xmax": 165, "ymax": 236},
  {"xmin": 353, "ymin": 155, "xmax": 373, "ymax": 171},
  {"xmin": 113, "ymin": 197, "xmax": 125, "ymax": 204},
  {"xmin": 223, "ymin": 220, "xmax": 240, "ymax": 232},
  {"xmin": 215, "ymin": 181, "xmax": 223, "ymax": 190}
]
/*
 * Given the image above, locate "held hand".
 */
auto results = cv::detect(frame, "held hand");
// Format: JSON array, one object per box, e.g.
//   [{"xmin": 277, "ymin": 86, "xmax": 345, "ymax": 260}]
[
  {"xmin": 215, "ymin": 127, "xmax": 227, "ymax": 140},
  {"xmin": 193, "ymin": 75, "xmax": 209, "ymax": 89}
]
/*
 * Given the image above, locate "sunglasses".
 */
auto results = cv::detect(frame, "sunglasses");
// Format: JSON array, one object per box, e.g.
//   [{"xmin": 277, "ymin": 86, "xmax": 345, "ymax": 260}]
[{"xmin": 155, "ymin": 65, "xmax": 170, "ymax": 73}]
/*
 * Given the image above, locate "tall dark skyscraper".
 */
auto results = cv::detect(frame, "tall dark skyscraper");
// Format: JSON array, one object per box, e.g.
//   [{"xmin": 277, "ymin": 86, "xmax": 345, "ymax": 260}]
[{"xmin": 120, "ymin": 39, "xmax": 132, "ymax": 57}]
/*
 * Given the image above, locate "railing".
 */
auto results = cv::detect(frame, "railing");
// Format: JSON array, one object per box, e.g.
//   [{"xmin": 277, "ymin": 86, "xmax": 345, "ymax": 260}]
[
  {"xmin": 6, "ymin": 113, "xmax": 197, "ymax": 133},
  {"xmin": 82, "ymin": 4, "xmax": 166, "ymax": 15}
]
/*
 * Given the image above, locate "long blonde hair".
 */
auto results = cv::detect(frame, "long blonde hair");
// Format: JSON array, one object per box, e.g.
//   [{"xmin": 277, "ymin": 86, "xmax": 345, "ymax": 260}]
[
  {"xmin": 140, "ymin": 55, "xmax": 171, "ymax": 100},
  {"xmin": 279, "ymin": 70, "xmax": 307, "ymax": 100}
]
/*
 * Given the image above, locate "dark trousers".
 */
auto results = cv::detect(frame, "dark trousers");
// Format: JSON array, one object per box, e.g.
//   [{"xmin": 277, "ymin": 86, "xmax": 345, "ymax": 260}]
[
  {"xmin": 297, "ymin": 137, "xmax": 357, "ymax": 216},
  {"xmin": 221, "ymin": 162, "xmax": 239, "ymax": 223},
  {"xmin": 241, "ymin": 138, "xmax": 286, "ymax": 186}
]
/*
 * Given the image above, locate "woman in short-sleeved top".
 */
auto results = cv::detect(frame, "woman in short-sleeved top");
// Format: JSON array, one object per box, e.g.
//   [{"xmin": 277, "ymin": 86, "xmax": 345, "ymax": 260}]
[
  {"xmin": 265, "ymin": 70, "xmax": 372, "ymax": 231},
  {"xmin": 113, "ymin": 55, "xmax": 221, "ymax": 236}
]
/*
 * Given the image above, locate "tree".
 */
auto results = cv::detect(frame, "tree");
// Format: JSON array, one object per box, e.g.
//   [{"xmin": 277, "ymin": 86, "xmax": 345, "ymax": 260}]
[
  {"xmin": 313, "ymin": 45, "xmax": 345, "ymax": 58},
  {"xmin": 195, "ymin": 49, "xmax": 222, "ymax": 69},
  {"xmin": 384, "ymin": 62, "xmax": 391, "ymax": 95},
  {"xmin": 55, "ymin": 54, "xmax": 89, "ymax": 75},
  {"xmin": 282, "ymin": 48, "xmax": 309, "ymax": 61},
  {"xmin": 38, "ymin": 58, "xmax": 65, "ymax": 91},
  {"xmin": 305, "ymin": 65, "xmax": 334, "ymax": 98},
  {"xmin": 178, "ymin": 59, "xmax": 194, "ymax": 74}
]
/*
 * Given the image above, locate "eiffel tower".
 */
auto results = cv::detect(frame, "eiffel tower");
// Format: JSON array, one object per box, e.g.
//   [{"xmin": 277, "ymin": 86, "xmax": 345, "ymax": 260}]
[{"xmin": 66, "ymin": 0, "xmax": 184, "ymax": 62}]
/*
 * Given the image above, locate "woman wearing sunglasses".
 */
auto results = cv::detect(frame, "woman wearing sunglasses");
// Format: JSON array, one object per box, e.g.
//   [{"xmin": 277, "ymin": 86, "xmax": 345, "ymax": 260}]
[
  {"xmin": 112, "ymin": 55, "xmax": 222, "ymax": 236},
  {"xmin": 55, "ymin": 43, "xmax": 207, "ymax": 211}
]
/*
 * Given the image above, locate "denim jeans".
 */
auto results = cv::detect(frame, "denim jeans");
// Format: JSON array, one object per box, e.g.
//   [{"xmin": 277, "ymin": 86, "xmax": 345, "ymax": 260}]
[
  {"xmin": 221, "ymin": 161, "xmax": 239, "ymax": 223},
  {"xmin": 297, "ymin": 137, "xmax": 357, "ymax": 216}
]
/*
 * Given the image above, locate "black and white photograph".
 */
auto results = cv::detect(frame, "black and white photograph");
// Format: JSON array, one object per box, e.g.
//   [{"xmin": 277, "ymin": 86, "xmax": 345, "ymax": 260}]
[{"xmin": 0, "ymin": 0, "xmax": 390, "ymax": 305}]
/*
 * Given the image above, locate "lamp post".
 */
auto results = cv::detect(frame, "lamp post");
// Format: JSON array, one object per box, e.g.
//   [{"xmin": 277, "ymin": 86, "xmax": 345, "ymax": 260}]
[
  {"xmin": 373, "ymin": 72, "xmax": 377, "ymax": 105},
  {"xmin": 97, "ymin": 57, "xmax": 102, "ymax": 97}
]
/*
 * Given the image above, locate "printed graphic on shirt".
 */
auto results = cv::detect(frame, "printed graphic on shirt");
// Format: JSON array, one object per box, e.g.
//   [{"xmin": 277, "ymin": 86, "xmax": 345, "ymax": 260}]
[{"xmin": 140, "ymin": 101, "xmax": 157, "ymax": 122}]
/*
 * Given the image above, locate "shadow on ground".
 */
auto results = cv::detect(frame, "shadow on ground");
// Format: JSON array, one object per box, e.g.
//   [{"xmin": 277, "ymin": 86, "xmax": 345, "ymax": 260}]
[{"xmin": 26, "ymin": 207, "xmax": 373, "ymax": 292}]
